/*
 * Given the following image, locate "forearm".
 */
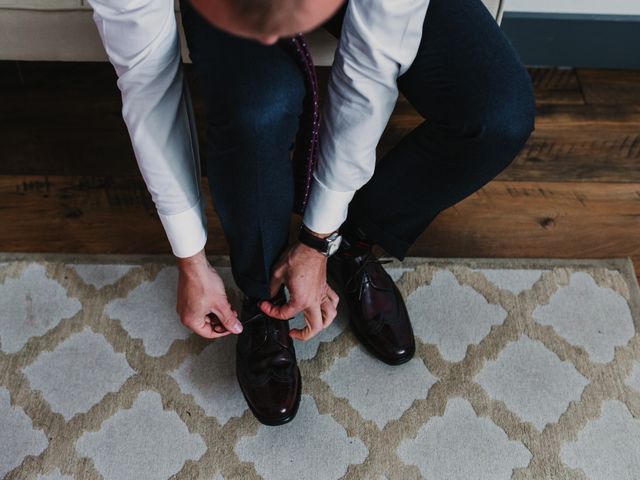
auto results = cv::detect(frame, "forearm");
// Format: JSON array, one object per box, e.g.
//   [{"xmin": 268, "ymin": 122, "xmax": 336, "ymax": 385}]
[
  {"xmin": 301, "ymin": 0, "xmax": 428, "ymax": 235},
  {"xmin": 88, "ymin": 0, "xmax": 208, "ymax": 259}
]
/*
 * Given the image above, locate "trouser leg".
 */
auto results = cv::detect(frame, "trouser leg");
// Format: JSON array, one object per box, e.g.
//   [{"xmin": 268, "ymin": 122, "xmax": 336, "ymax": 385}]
[
  {"xmin": 338, "ymin": 0, "xmax": 536, "ymax": 259},
  {"xmin": 179, "ymin": 0, "xmax": 306, "ymax": 299}
]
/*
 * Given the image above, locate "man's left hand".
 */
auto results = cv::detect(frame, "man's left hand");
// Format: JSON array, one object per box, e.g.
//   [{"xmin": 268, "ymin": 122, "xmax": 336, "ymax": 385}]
[{"xmin": 258, "ymin": 240, "xmax": 339, "ymax": 341}]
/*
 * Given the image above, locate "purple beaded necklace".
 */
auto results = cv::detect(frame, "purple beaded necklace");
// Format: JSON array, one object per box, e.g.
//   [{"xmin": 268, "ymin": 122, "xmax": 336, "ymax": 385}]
[{"xmin": 283, "ymin": 33, "xmax": 320, "ymax": 215}]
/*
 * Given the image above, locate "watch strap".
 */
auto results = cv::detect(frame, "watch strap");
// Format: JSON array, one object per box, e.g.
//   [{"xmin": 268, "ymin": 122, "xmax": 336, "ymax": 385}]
[{"xmin": 298, "ymin": 225, "xmax": 331, "ymax": 253}]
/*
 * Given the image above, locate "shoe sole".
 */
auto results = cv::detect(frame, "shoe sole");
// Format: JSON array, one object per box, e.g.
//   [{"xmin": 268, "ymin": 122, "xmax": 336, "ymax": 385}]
[{"xmin": 236, "ymin": 365, "xmax": 302, "ymax": 426}]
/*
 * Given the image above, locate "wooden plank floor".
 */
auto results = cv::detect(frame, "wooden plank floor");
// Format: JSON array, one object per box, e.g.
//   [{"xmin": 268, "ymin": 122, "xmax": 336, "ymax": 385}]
[{"xmin": 1, "ymin": 61, "xmax": 639, "ymax": 284}]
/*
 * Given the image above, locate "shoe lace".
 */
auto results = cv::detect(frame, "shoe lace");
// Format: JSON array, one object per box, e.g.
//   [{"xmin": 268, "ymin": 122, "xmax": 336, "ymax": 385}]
[
  {"xmin": 340, "ymin": 253, "xmax": 397, "ymax": 335},
  {"xmin": 240, "ymin": 305, "xmax": 296, "ymax": 384},
  {"xmin": 343, "ymin": 252, "xmax": 395, "ymax": 301}
]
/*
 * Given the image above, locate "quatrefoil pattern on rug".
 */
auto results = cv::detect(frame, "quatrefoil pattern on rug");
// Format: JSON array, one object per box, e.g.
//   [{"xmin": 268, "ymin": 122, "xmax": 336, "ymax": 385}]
[{"xmin": 1, "ymin": 253, "xmax": 639, "ymax": 480}]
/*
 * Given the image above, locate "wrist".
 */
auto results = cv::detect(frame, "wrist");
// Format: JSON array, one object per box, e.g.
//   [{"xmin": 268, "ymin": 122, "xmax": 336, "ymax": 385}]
[
  {"xmin": 176, "ymin": 248, "xmax": 209, "ymax": 270},
  {"xmin": 298, "ymin": 223, "xmax": 343, "ymax": 257},
  {"xmin": 296, "ymin": 240, "xmax": 329, "ymax": 260},
  {"xmin": 301, "ymin": 223, "xmax": 337, "ymax": 240}
]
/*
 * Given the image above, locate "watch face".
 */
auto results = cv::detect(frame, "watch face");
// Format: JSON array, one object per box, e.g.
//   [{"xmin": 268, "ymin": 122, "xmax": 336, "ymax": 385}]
[{"xmin": 326, "ymin": 234, "xmax": 342, "ymax": 256}]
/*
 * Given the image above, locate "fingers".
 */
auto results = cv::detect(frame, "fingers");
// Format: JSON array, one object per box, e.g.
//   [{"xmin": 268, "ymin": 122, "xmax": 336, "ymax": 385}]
[
  {"xmin": 289, "ymin": 303, "xmax": 324, "ymax": 341},
  {"xmin": 175, "ymin": 262, "xmax": 243, "ymax": 340},
  {"xmin": 325, "ymin": 284, "xmax": 339, "ymax": 310},
  {"xmin": 320, "ymin": 295, "xmax": 338, "ymax": 329},
  {"xmin": 187, "ymin": 315, "xmax": 233, "ymax": 339},
  {"xmin": 212, "ymin": 302, "xmax": 243, "ymax": 334},
  {"xmin": 212, "ymin": 322, "xmax": 228, "ymax": 334},
  {"xmin": 181, "ymin": 303, "xmax": 242, "ymax": 340},
  {"xmin": 320, "ymin": 285, "xmax": 339, "ymax": 329},
  {"xmin": 208, "ymin": 311, "xmax": 236, "ymax": 335},
  {"xmin": 267, "ymin": 283, "xmax": 339, "ymax": 341},
  {"xmin": 259, "ymin": 299, "xmax": 298, "ymax": 320}
]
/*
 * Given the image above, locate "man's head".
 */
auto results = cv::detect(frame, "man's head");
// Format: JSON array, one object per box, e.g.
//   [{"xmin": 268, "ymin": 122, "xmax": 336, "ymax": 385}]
[{"xmin": 188, "ymin": 0, "xmax": 345, "ymax": 45}]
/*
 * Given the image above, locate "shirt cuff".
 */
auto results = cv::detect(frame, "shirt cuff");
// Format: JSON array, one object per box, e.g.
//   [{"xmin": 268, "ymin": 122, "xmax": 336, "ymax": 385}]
[
  {"xmin": 301, "ymin": 172, "xmax": 356, "ymax": 234},
  {"xmin": 158, "ymin": 196, "xmax": 208, "ymax": 258}
]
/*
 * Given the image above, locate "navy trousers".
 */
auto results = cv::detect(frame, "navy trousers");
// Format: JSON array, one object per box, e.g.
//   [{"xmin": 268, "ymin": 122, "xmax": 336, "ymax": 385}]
[{"xmin": 179, "ymin": 0, "xmax": 536, "ymax": 300}]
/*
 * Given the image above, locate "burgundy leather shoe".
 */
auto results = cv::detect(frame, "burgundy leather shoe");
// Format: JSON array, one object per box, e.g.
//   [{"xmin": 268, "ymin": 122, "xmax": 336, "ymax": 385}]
[
  {"xmin": 236, "ymin": 286, "xmax": 301, "ymax": 426},
  {"xmin": 328, "ymin": 246, "xmax": 416, "ymax": 365}
]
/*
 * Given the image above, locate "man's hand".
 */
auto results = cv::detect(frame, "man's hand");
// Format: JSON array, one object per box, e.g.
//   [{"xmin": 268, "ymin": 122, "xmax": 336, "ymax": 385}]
[
  {"xmin": 259, "ymin": 228, "xmax": 340, "ymax": 341},
  {"xmin": 176, "ymin": 248, "xmax": 243, "ymax": 339}
]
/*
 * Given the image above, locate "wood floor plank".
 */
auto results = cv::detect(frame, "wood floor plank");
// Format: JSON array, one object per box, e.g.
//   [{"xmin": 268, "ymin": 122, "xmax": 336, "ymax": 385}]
[
  {"xmin": 0, "ymin": 175, "xmax": 638, "ymax": 283},
  {"xmin": 504, "ymin": 133, "xmax": 640, "ymax": 183},
  {"xmin": 502, "ymin": 102, "xmax": 640, "ymax": 182},
  {"xmin": 404, "ymin": 181, "xmax": 640, "ymax": 260},
  {"xmin": 528, "ymin": 67, "xmax": 585, "ymax": 105},
  {"xmin": 577, "ymin": 68, "xmax": 640, "ymax": 105},
  {"xmin": 3, "ymin": 62, "xmax": 639, "ymax": 183},
  {"xmin": 378, "ymin": 101, "xmax": 640, "ymax": 183}
]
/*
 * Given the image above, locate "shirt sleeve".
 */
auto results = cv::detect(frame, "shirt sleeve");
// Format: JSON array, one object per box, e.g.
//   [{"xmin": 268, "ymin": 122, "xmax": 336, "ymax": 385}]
[
  {"xmin": 87, "ymin": 0, "xmax": 207, "ymax": 258},
  {"xmin": 302, "ymin": 0, "xmax": 430, "ymax": 234}
]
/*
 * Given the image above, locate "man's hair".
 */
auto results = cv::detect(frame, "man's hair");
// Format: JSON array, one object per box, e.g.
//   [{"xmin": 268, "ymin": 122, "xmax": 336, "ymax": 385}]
[{"xmin": 229, "ymin": 0, "xmax": 302, "ymax": 34}]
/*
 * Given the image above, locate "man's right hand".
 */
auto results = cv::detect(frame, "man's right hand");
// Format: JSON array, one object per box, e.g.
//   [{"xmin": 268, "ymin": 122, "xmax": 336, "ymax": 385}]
[{"xmin": 176, "ymin": 248, "xmax": 243, "ymax": 339}]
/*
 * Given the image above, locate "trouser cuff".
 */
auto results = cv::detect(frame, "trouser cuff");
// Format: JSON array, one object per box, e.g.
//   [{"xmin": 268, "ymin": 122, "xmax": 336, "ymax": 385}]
[
  {"xmin": 233, "ymin": 272, "xmax": 272, "ymax": 301},
  {"xmin": 343, "ymin": 214, "xmax": 412, "ymax": 261}
]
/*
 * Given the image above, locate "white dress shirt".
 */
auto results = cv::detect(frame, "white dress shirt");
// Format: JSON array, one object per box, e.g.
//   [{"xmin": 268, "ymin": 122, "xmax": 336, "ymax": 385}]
[{"xmin": 87, "ymin": 0, "xmax": 430, "ymax": 258}]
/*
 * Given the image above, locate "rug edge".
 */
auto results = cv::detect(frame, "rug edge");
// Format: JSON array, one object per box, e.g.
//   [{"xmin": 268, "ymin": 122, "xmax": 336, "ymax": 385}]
[{"xmin": 0, "ymin": 252, "xmax": 637, "ymax": 308}]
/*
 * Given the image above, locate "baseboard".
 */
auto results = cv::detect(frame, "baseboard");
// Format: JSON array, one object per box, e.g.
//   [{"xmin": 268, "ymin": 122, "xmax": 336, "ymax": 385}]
[{"xmin": 501, "ymin": 12, "xmax": 640, "ymax": 69}]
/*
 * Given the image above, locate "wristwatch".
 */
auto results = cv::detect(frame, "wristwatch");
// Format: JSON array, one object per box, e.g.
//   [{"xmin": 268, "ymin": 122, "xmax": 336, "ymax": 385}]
[{"xmin": 298, "ymin": 224, "xmax": 343, "ymax": 257}]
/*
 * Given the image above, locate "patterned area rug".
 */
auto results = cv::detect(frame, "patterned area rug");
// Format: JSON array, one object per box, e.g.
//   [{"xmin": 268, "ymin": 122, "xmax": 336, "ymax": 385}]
[{"xmin": 1, "ymin": 253, "xmax": 640, "ymax": 480}]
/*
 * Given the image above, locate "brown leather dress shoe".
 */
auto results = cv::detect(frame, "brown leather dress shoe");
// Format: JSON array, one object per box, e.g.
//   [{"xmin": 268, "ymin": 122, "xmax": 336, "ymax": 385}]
[
  {"xmin": 328, "ymin": 247, "xmax": 416, "ymax": 365},
  {"xmin": 235, "ymin": 285, "xmax": 302, "ymax": 426}
]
